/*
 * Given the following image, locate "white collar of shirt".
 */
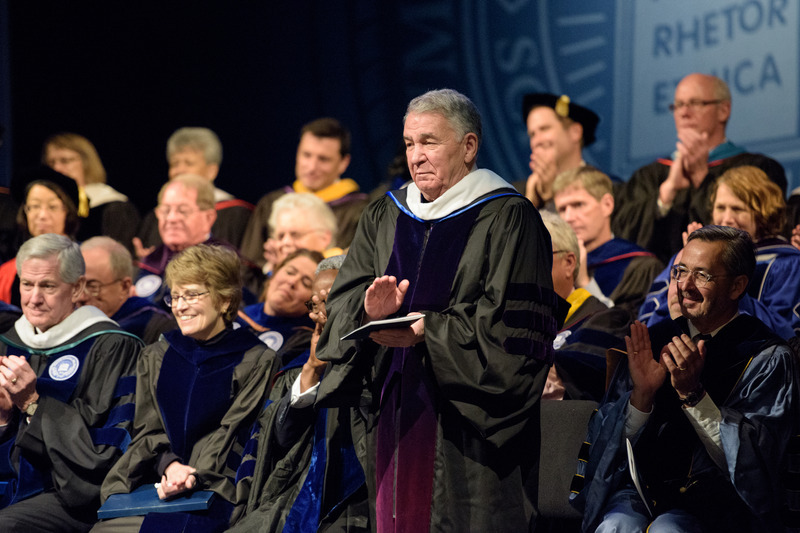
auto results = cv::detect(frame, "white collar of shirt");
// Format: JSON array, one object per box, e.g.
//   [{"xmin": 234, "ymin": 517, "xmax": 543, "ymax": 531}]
[
  {"xmin": 15, "ymin": 305, "xmax": 115, "ymax": 349},
  {"xmin": 687, "ymin": 312, "xmax": 739, "ymax": 340},
  {"xmin": 404, "ymin": 168, "xmax": 515, "ymax": 221}
]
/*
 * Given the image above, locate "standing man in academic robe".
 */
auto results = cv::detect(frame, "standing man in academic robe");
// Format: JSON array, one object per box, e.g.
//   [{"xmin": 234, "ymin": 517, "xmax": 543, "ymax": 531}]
[
  {"xmin": 613, "ymin": 73, "xmax": 786, "ymax": 264},
  {"xmin": 0, "ymin": 234, "xmax": 142, "ymax": 532},
  {"xmin": 315, "ymin": 88, "xmax": 561, "ymax": 532}
]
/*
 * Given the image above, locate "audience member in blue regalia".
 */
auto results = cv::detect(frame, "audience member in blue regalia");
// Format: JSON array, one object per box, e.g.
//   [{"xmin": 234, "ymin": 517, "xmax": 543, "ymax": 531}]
[
  {"xmin": 236, "ymin": 249, "xmax": 323, "ymax": 352},
  {"xmin": 79, "ymin": 237, "xmax": 176, "ymax": 344},
  {"xmin": 640, "ymin": 165, "xmax": 800, "ymax": 338},
  {"xmin": 540, "ymin": 211, "xmax": 619, "ymax": 402},
  {"xmin": 571, "ymin": 226, "xmax": 800, "ymax": 533},
  {"xmin": 553, "ymin": 166, "xmax": 663, "ymax": 309},
  {"xmin": 95, "ymin": 244, "xmax": 277, "ymax": 533}
]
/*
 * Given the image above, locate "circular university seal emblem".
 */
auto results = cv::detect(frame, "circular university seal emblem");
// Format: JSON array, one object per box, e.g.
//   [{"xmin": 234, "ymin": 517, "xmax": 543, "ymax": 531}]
[
  {"xmin": 395, "ymin": 1, "xmax": 616, "ymax": 180},
  {"xmin": 135, "ymin": 275, "xmax": 163, "ymax": 298},
  {"xmin": 49, "ymin": 355, "xmax": 80, "ymax": 381},
  {"xmin": 258, "ymin": 331, "xmax": 284, "ymax": 352}
]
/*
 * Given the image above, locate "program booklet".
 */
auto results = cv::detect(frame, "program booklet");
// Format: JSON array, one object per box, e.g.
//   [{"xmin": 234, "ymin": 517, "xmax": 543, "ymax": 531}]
[
  {"xmin": 97, "ymin": 486, "xmax": 216, "ymax": 519},
  {"xmin": 340, "ymin": 314, "xmax": 425, "ymax": 341},
  {"xmin": 626, "ymin": 438, "xmax": 654, "ymax": 517}
]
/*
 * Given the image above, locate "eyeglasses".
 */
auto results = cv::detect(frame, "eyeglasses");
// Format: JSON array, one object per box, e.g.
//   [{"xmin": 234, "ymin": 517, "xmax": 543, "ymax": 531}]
[
  {"xmin": 552, "ymin": 249, "xmax": 567, "ymax": 254},
  {"xmin": 85, "ymin": 279, "xmax": 123, "ymax": 296},
  {"xmin": 155, "ymin": 205, "xmax": 200, "ymax": 218},
  {"xmin": 670, "ymin": 265, "xmax": 729, "ymax": 288},
  {"xmin": 46, "ymin": 156, "xmax": 80, "ymax": 167},
  {"xmin": 164, "ymin": 291, "xmax": 209, "ymax": 307},
  {"xmin": 25, "ymin": 204, "xmax": 65, "ymax": 215},
  {"xmin": 668, "ymin": 99, "xmax": 722, "ymax": 112}
]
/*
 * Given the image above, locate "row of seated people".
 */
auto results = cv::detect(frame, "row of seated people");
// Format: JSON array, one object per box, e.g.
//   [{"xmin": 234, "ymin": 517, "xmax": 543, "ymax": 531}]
[
  {"xmin": 3, "ymin": 72, "xmax": 798, "ymax": 325},
  {"xmin": 523, "ymin": 72, "xmax": 800, "ymax": 529},
  {"xmin": 0, "ymin": 82, "xmax": 798, "ymax": 532},
  {"xmin": 545, "ymin": 162, "xmax": 800, "ymax": 402},
  {"xmin": 0, "ymin": 235, "xmax": 360, "ymax": 531},
  {"xmin": 0, "ymin": 117, "xmax": 371, "ymax": 274},
  {"xmin": 2, "ymin": 217, "xmax": 795, "ymax": 531},
  {"xmin": 0, "ymin": 165, "xmax": 351, "ymax": 316}
]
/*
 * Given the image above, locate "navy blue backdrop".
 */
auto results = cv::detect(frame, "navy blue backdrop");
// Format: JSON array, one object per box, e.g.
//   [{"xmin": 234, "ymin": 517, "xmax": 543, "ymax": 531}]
[{"xmin": 2, "ymin": 0, "xmax": 799, "ymax": 212}]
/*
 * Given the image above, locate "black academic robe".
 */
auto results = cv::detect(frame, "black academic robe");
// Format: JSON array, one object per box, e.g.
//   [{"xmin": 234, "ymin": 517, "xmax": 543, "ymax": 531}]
[
  {"xmin": 314, "ymin": 186, "xmax": 560, "ymax": 532},
  {"xmin": 0, "ymin": 320, "xmax": 142, "ymax": 514},
  {"xmin": 100, "ymin": 328, "xmax": 277, "ymax": 532},
  {"xmin": 230, "ymin": 332, "xmax": 368, "ymax": 533},
  {"xmin": 612, "ymin": 151, "xmax": 786, "ymax": 264},
  {"xmin": 77, "ymin": 200, "xmax": 141, "ymax": 256},
  {"xmin": 552, "ymin": 291, "xmax": 630, "ymax": 402}
]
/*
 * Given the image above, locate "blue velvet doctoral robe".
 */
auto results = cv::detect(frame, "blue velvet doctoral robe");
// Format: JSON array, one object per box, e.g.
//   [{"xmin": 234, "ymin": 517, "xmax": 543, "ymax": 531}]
[
  {"xmin": 587, "ymin": 237, "xmax": 662, "ymax": 306},
  {"xmin": 570, "ymin": 315, "xmax": 800, "ymax": 532}
]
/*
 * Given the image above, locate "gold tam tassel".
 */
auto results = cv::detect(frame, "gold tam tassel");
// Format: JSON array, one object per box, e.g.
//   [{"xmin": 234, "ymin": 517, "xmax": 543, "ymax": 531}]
[{"xmin": 555, "ymin": 95, "xmax": 570, "ymax": 118}]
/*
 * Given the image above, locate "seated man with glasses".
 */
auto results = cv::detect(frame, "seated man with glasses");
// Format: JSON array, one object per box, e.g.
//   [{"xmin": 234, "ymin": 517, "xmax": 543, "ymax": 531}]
[
  {"xmin": 571, "ymin": 225, "xmax": 800, "ymax": 533},
  {"xmin": 612, "ymin": 73, "xmax": 786, "ymax": 264},
  {"xmin": 134, "ymin": 174, "xmax": 234, "ymax": 308},
  {"xmin": 80, "ymin": 237, "xmax": 176, "ymax": 344}
]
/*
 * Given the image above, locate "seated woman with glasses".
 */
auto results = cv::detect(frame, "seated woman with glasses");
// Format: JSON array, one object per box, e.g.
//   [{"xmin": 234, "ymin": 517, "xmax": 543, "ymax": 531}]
[
  {"xmin": 0, "ymin": 166, "xmax": 81, "ymax": 306},
  {"xmin": 237, "ymin": 249, "xmax": 324, "ymax": 352},
  {"xmin": 95, "ymin": 244, "xmax": 279, "ymax": 532},
  {"xmin": 640, "ymin": 166, "xmax": 800, "ymax": 338}
]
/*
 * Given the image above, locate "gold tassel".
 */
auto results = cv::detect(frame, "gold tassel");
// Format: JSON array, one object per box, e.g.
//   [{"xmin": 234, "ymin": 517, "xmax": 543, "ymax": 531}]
[
  {"xmin": 78, "ymin": 188, "xmax": 90, "ymax": 218},
  {"xmin": 555, "ymin": 95, "xmax": 570, "ymax": 118}
]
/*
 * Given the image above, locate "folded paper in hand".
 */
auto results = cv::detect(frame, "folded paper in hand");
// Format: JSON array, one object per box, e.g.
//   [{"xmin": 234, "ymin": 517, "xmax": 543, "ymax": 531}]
[{"xmin": 341, "ymin": 314, "xmax": 425, "ymax": 341}]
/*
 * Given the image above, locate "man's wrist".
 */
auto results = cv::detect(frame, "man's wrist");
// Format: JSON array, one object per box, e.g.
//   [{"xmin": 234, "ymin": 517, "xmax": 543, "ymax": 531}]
[
  {"xmin": 630, "ymin": 389, "xmax": 655, "ymax": 413},
  {"xmin": 678, "ymin": 383, "xmax": 705, "ymax": 407},
  {"xmin": 658, "ymin": 181, "xmax": 677, "ymax": 208},
  {"xmin": 22, "ymin": 393, "xmax": 40, "ymax": 416}
]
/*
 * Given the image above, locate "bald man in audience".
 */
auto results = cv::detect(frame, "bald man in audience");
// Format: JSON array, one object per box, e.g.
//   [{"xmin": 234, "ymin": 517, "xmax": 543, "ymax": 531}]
[{"xmin": 613, "ymin": 73, "xmax": 786, "ymax": 263}]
